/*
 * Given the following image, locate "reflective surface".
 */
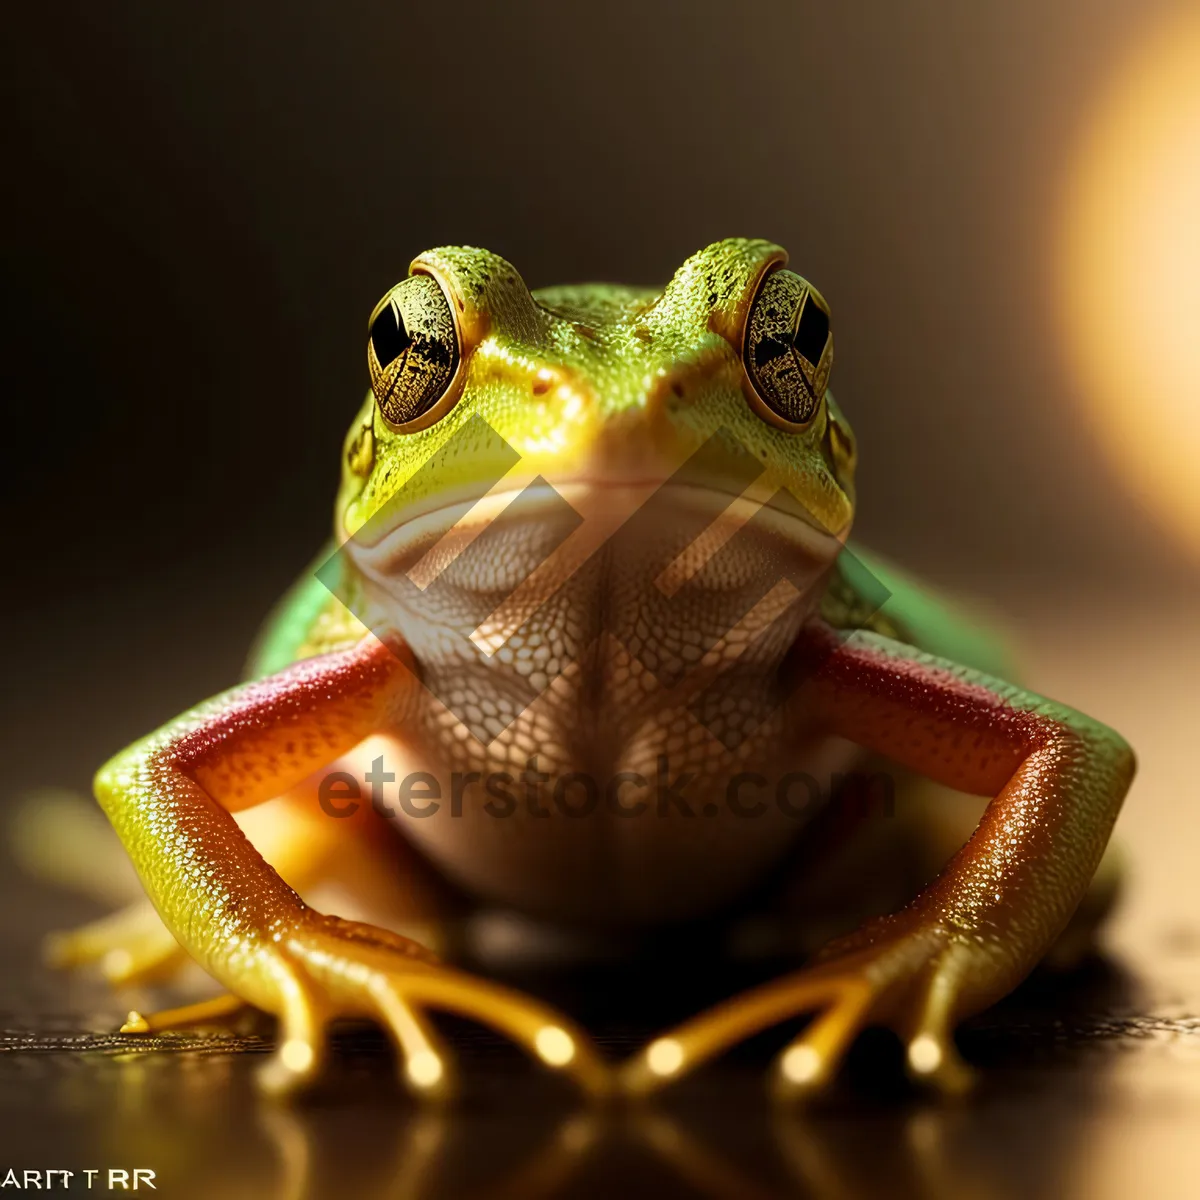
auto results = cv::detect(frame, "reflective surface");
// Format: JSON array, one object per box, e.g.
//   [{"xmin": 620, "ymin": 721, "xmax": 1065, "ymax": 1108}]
[{"xmin": 2, "ymin": 598, "xmax": 1199, "ymax": 1200}]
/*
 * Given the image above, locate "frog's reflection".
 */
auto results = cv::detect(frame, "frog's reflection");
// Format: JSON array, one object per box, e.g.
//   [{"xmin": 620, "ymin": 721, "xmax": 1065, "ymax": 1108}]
[
  {"xmin": 77, "ymin": 1051, "xmax": 999, "ymax": 1200},
  {"xmin": 250, "ymin": 1100, "xmax": 1023, "ymax": 1200}
]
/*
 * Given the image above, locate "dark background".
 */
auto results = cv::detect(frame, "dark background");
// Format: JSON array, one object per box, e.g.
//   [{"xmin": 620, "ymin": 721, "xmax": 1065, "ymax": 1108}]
[
  {"xmin": 5, "ymin": 0, "xmax": 1196, "ymax": 796},
  {"xmin": 3, "ymin": 5, "xmax": 1200, "ymax": 1197}
]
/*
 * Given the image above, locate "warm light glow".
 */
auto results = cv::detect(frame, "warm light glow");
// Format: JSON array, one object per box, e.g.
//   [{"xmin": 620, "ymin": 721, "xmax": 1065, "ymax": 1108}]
[
  {"xmin": 405, "ymin": 1049, "xmax": 444, "ymax": 1089},
  {"xmin": 533, "ymin": 1025, "xmax": 576, "ymax": 1067},
  {"xmin": 645, "ymin": 1037, "xmax": 685, "ymax": 1077},
  {"xmin": 907, "ymin": 1034, "xmax": 943, "ymax": 1076},
  {"xmin": 279, "ymin": 1039, "xmax": 315, "ymax": 1074},
  {"xmin": 1060, "ymin": 11, "xmax": 1200, "ymax": 558},
  {"xmin": 779, "ymin": 1044, "xmax": 822, "ymax": 1085}
]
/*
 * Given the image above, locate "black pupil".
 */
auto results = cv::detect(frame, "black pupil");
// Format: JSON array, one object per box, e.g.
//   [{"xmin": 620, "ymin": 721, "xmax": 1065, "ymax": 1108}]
[
  {"xmin": 370, "ymin": 301, "xmax": 411, "ymax": 370},
  {"xmin": 793, "ymin": 297, "xmax": 829, "ymax": 365}
]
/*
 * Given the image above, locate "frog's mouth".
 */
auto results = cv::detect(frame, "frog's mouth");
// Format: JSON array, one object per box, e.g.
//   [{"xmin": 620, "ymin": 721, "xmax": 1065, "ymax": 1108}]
[{"xmin": 342, "ymin": 474, "xmax": 846, "ymax": 643}]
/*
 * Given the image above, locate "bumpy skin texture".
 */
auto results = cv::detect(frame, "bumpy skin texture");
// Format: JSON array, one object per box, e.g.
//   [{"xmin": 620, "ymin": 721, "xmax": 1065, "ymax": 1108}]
[{"xmin": 79, "ymin": 238, "xmax": 1134, "ymax": 1099}]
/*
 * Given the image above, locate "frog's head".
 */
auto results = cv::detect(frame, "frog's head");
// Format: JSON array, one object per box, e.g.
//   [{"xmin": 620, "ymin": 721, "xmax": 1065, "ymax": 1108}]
[{"xmin": 336, "ymin": 238, "xmax": 856, "ymax": 585}]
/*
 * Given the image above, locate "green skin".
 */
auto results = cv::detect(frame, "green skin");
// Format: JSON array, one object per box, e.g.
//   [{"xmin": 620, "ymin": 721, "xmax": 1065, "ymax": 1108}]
[{"xmin": 64, "ymin": 239, "xmax": 1132, "ymax": 1100}]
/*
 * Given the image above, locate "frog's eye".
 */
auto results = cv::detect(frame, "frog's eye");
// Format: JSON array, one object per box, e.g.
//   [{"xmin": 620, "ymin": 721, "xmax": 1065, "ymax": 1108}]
[
  {"xmin": 367, "ymin": 274, "xmax": 461, "ymax": 429},
  {"xmin": 742, "ymin": 269, "xmax": 833, "ymax": 428}
]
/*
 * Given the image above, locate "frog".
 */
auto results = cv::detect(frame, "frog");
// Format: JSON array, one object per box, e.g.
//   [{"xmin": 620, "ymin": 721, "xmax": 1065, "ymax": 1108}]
[{"xmin": 43, "ymin": 238, "xmax": 1134, "ymax": 1100}]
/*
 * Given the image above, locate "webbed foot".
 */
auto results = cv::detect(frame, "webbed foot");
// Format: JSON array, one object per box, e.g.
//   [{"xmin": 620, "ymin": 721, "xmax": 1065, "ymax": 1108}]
[
  {"xmin": 621, "ymin": 918, "xmax": 976, "ymax": 1099},
  {"xmin": 232, "ymin": 911, "xmax": 612, "ymax": 1100}
]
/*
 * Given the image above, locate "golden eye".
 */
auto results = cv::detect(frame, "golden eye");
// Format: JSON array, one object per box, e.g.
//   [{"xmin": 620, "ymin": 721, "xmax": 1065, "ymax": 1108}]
[
  {"xmin": 367, "ymin": 274, "xmax": 461, "ymax": 429},
  {"xmin": 742, "ymin": 269, "xmax": 833, "ymax": 428}
]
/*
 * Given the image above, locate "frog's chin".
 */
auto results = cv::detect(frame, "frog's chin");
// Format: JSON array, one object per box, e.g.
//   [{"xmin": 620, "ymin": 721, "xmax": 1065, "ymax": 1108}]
[{"xmin": 342, "ymin": 475, "xmax": 847, "ymax": 602}]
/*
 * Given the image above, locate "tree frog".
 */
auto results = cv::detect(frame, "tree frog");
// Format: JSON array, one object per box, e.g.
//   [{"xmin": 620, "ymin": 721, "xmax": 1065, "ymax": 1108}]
[{"xmin": 50, "ymin": 239, "xmax": 1134, "ymax": 1100}]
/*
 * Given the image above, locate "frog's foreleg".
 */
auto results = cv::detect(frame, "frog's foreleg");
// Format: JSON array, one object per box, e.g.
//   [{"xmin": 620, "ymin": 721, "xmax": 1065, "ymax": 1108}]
[
  {"xmin": 623, "ymin": 628, "xmax": 1135, "ymax": 1098},
  {"xmin": 47, "ymin": 752, "xmax": 455, "ymax": 990},
  {"xmin": 94, "ymin": 634, "xmax": 609, "ymax": 1097}
]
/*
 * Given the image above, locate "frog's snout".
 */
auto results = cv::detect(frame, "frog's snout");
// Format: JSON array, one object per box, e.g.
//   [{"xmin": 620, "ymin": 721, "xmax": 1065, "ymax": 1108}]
[{"xmin": 566, "ymin": 372, "xmax": 737, "ymax": 487}]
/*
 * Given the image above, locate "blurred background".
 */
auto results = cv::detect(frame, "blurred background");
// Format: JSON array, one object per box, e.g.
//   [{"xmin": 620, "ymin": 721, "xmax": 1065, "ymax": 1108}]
[{"xmin": 1, "ymin": 1, "xmax": 1198, "ymax": 1196}]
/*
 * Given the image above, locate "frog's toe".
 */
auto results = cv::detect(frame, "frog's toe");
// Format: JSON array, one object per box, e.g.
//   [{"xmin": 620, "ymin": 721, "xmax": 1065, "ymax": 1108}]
[
  {"xmin": 771, "ymin": 961, "xmax": 976, "ymax": 1099},
  {"xmin": 253, "ymin": 912, "xmax": 613, "ymax": 1100},
  {"xmin": 365, "ymin": 975, "xmax": 458, "ymax": 1099},
  {"xmin": 255, "ymin": 960, "xmax": 332, "ymax": 1096},
  {"xmin": 622, "ymin": 921, "xmax": 973, "ymax": 1100},
  {"xmin": 769, "ymin": 976, "xmax": 875, "ymax": 1098},
  {"xmin": 901, "ymin": 1028, "xmax": 975, "ymax": 1095},
  {"xmin": 46, "ymin": 901, "xmax": 187, "ymax": 985},
  {"xmin": 119, "ymin": 992, "xmax": 250, "ymax": 1035},
  {"xmin": 897, "ymin": 968, "xmax": 977, "ymax": 1096}
]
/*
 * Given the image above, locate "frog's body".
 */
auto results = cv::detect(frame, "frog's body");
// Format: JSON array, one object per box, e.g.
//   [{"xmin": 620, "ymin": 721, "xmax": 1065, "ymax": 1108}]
[
  {"xmin": 48, "ymin": 240, "xmax": 1134, "ymax": 1099},
  {"xmin": 243, "ymin": 541, "xmax": 1007, "ymax": 935}
]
